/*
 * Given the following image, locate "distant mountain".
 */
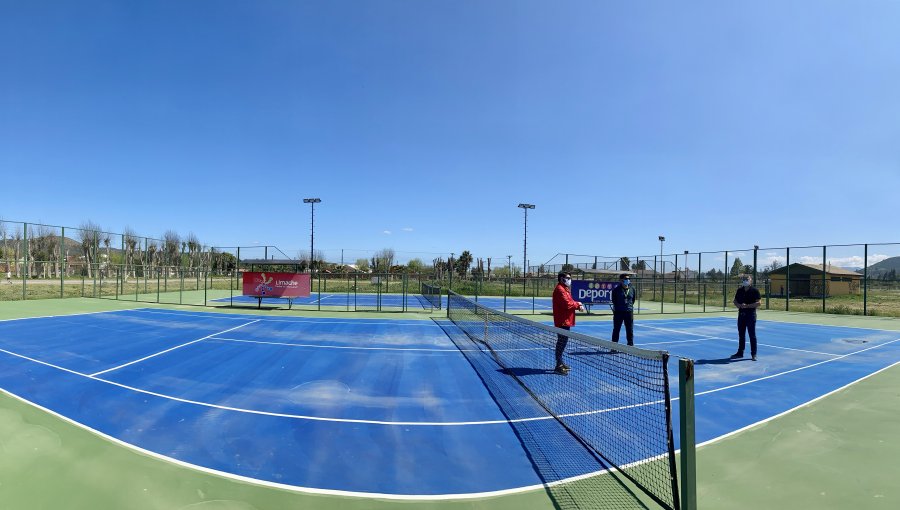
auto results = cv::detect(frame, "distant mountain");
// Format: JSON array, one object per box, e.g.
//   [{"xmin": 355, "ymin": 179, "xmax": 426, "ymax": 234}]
[{"xmin": 867, "ymin": 256, "xmax": 900, "ymax": 277}]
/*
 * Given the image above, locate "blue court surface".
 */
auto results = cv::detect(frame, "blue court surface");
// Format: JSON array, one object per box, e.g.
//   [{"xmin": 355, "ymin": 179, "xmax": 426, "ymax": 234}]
[{"xmin": 0, "ymin": 309, "xmax": 898, "ymax": 497}]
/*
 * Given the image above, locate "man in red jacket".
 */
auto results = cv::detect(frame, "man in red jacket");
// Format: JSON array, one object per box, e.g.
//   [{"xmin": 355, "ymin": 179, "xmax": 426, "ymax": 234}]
[{"xmin": 552, "ymin": 271, "xmax": 584, "ymax": 374}]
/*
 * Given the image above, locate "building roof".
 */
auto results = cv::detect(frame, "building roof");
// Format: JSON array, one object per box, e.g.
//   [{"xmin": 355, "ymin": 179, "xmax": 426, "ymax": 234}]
[{"xmin": 769, "ymin": 263, "xmax": 861, "ymax": 277}]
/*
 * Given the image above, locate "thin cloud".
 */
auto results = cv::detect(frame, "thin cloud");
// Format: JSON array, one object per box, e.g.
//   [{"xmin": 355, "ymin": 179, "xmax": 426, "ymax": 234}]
[
  {"xmin": 383, "ymin": 230, "xmax": 392, "ymax": 235},
  {"xmin": 402, "ymin": 227, "xmax": 414, "ymax": 232}
]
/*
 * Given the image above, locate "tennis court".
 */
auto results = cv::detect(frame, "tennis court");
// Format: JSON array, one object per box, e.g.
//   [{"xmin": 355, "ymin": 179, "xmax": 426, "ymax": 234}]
[
  {"xmin": 1, "ymin": 301, "xmax": 898, "ymax": 508},
  {"xmin": 211, "ymin": 292, "xmax": 556, "ymax": 311}
]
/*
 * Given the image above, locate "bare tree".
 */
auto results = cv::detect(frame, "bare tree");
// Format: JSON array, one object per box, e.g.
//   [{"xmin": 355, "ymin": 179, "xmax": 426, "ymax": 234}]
[
  {"xmin": 78, "ymin": 221, "xmax": 101, "ymax": 278},
  {"xmin": 12, "ymin": 228, "xmax": 22, "ymax": 277},
  {"xmin": 373, "ymin": 248, "xmax": 395, "ymax": 273},
  {"xmin": 147, "ymin": 241, "xmax": 159, "ymax": 276},
  {"xmin": 123, "ymin": 227, "xmax": 139, "ymax": 278},
  {"xmin": 185, "ymin": 232, "xmax": 200, "ymax": 275},
  {"xmin": 163, "ymin": 231, "xmax": 180, "ymax": 274},
  {"xmin": 0, "ymin": 219, "xmax": 7, "ymax": 275},
  {"xmin": 102, "ymin": 233, "xmax": 112, "ymax": 277}
]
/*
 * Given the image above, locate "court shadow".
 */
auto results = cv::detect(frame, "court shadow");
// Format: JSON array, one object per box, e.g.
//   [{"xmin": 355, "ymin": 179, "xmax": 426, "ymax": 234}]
[
  {"xmin": 695, "ymin": 357, "xmax": 739, "ymax": 365},
  {"xmin": 434, "ymin": 318, "xmax": 655, "ymax": 510}
]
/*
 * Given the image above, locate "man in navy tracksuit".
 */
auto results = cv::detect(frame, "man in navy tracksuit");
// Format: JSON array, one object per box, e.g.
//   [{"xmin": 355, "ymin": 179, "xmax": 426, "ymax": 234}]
[
  {"xmin": 611, "ymin": 273, "xmax": 635, "ymax": 346},
  {"xmin": 731, "ymin": 275, "xmax": 761, "ymax": 361}
]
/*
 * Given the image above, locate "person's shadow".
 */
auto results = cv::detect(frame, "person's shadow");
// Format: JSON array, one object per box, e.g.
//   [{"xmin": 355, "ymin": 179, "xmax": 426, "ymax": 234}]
[{"xmin": 695, "ymin": 357, "xmax": 743, "ymax": 365}]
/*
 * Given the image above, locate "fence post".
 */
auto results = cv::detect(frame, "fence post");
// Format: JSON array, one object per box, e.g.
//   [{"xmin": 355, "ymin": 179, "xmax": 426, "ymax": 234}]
[
  {"xmin": 696, "ymin": 252, "xmax": 702, "ymax": 306},
  {"xmin": 60, "ymin": 226, "xmax": 65, "ymax": 298},
  {"xmin": 863, "ymin": 244, "xmax": 868, "ymax": 316},
  {"xmin": 786, "ymin": 248, "xmax": 791, "ymax": 312},
  {"xmin": 822, "ymin": 245, "xmax": 827, "ymax": 313},
  {"xmin": 23, "ymin": 222, "xmax": 27, "ymax": 300},
  {"xmin": 723, "ymin": 251, "xmax": 728, "ymax": 310}
]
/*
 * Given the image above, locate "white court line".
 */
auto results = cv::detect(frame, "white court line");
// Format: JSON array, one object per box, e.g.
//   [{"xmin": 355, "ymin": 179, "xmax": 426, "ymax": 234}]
[
  {"xmin": 640, "ymin": 338, "xmax": 720, "ymax": 347},
  {"xmin": 0, "ymin": 308, "xmax": 139, "ymax": 324},
  {"xmin": 3, "ymin": 324, "xmax": 896, "ymax": 426},
  {"xmin": 0, "ymin": 387, "xmax": 636, "ymax": 501},
  {"xmin": 0, "ymin": 346, "xmax": 656, "ymax": 426},
  {"xmin": 127, "ymin": 308, "xmax": 435, "ymax": 326},
  {"xmin": 210, "ymin": 336, "xmax": 545, "ymax": 353},
  {"xmin": 757, "ymin": 317, "xmax": 900, "ymax": 333},
  {"xmin": 694, "ymin": 338, "xmax": 900, "ymax": 397},
  {"xmin": 696, "ymin": 359, "xmax": 900, "ymax": 450},
  {"xmin": 636, "ymin": 323, "xmax": 839, "ymax": 356},
  {"xmin": 90, "ymin": 320, "xmax": 260, "ymax": 376}
]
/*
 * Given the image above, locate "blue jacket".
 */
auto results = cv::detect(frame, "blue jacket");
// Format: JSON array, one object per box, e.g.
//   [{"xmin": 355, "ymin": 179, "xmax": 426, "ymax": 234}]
[{"xmin": 611, "ymin": 284, "xmax": 635, "ymax": 312}]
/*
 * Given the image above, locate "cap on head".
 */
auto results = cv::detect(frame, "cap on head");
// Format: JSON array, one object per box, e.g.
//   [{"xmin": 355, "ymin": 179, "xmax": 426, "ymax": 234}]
[
  {"xmin": 558, "ymin": 271, "xmax": 571, "ymax": 281},
  {"xmin": 620, "ymin": 273, "xmax": 630, "ymax": 280}
]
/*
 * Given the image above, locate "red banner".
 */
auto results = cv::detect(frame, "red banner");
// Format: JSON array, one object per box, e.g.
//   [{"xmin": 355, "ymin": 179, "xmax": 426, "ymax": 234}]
[{"xmin": 242, "ymin": 272, "xmax": 311, "ymax": 298}]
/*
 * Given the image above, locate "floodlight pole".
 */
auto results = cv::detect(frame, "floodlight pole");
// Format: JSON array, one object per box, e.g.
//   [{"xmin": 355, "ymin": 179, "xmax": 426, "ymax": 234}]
[
  {"xmin": 658, "ymin": 235, "xmax": 665, "ymax": 278},
  {"xmin": 303, "ymin": 198, "xmax": 321, "ymax": 273},
  {"xmin": 518, "ymin": 203, "xmax": 535, "ymax": 294}
]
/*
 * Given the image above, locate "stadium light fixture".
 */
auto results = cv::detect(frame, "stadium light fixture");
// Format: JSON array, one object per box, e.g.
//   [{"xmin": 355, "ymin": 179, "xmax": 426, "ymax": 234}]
[
  {"xmin": 518, "ymin": 203, "xmax": 535, "ymax": 292},
  {"xmin": 658, "ymin": 236, "xmax": 665, "ymax": 276},
  {"xmin": 303, "ymin": 198, "xmax": 321, "ymax": 272}
]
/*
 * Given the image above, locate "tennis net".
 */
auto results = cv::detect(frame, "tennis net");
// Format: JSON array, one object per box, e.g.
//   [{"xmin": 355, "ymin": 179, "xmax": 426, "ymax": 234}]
[
  {"xmin": 446, "ymin": 291, "xmax": 680, "ymax": 509},
  {"xmin": 420, "ymin": 282, "xmax": 442, "ymax": 309}
]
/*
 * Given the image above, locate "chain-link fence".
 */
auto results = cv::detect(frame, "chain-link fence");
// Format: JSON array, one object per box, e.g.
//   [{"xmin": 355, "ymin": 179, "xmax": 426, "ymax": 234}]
[{"xmin": 3, "ymin": 219, "xmax": 900, "ymax": 317}]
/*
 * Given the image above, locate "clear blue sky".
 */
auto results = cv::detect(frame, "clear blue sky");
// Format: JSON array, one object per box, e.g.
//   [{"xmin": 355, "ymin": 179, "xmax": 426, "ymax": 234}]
[{"xmin": 2, "ymin": 1, "xmax": 899, "ymax": 268}]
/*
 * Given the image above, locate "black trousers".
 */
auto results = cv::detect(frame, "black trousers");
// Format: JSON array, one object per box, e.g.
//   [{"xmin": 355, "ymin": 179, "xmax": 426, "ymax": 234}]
[
  {"xmin": 555, "ymin": 326, "xmax": 570, "ymax": 365},
  {"xmin": 612, "ymin": 311, "xmax": 634, "ymax": 346},
  {"xmin": 737, "ymin": 311, "xmax": 757, "ymax": 356}
]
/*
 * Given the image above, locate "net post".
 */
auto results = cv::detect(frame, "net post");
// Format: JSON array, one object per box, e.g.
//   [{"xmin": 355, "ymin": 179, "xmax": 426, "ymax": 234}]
[{"xmin": 679, "ymin": 358, "xmax": 697, "ymax": 510}]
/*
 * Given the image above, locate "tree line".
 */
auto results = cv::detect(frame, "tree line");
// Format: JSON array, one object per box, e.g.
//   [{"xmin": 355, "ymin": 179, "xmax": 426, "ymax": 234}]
[{"xmin": 0, "ymin": 218, "xmax": 236, "ymax": 279}]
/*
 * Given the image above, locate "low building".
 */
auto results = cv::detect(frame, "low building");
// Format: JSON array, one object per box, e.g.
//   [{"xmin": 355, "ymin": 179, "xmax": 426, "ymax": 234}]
[{"xmin": 767, "ymin": 263, "xmax": 861, "ymax": 297}]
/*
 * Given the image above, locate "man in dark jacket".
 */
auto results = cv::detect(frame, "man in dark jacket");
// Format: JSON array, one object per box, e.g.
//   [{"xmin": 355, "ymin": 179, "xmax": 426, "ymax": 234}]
[
  {"xmin": 731, "ymin": 275, "xmax": 761, "ymax": 361},
  {"xmin": 552, "ymin": 271, "xmax": 584, "ymax": 374},
  {"xmin": 611, "ymin": 273, "xmax": 636, "ymax": 346}
]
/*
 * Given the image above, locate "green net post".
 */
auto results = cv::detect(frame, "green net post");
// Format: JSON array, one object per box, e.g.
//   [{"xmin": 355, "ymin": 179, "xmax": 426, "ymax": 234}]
[
  {"xmin": 318, "ymin": 273, "xmax": 322, "ymax": 311},
  {"xmin": 679, "ymin": 358, "xmax": 697, "ymax": 510},
  {"xmin": 115, "ymin": 267, "xmax": 119, "ymax": 300},
  {"xmin": 204, "ymin": 269, "xmax": 208, "ymax": 306}
]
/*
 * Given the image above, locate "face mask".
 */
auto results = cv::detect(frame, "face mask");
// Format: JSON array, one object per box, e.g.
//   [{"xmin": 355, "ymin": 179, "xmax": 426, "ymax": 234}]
[
  {"xmin": 622, "ymin": 279, "xmax": 630, "ymax": 286},
  {"xmin": 563, "ymin": 278, "xmax": 572, "ymax": 286},
  {"xmin": 742, "ymin": 280, "xmax": 751, "ymax": 287}
]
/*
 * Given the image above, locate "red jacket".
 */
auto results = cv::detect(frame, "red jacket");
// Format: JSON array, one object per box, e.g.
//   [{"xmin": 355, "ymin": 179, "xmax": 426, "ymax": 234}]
[{"xmin": 552, "ymin": 283, "xmax": 581, "ymax": 327}]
